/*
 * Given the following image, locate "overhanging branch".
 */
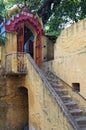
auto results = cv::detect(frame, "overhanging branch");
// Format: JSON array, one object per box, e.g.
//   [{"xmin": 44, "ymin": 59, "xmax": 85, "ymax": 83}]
[{"xmin": 37, "ymin": 0, "xmax": 61, "ymax": 24}]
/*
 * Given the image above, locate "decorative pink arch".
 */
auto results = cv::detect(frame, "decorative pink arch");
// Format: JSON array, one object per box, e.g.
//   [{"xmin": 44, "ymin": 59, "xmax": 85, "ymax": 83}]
[{"xmin": 5, "ymin": 12, "xmax": 44, "ymax": 67}]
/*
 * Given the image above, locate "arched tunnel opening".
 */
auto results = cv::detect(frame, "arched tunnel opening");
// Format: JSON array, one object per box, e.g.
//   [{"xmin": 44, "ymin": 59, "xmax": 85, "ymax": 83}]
[
  {"xmin": 16, "ymin": 87, "xmax": 29, "ymax": 129},
  {"xmin": 24, "ymin": 25, "xmax": 34, "ymax": 58},
  {"xmin": 8, "ymin": 87, "xmax": 29, "ymax": 130}
]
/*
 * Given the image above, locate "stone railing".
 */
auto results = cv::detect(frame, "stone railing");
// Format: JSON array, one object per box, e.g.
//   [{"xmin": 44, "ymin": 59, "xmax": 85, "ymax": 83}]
[{"xmin": 5, "ymin": 52, "xmax": 27, "ymax": 75}]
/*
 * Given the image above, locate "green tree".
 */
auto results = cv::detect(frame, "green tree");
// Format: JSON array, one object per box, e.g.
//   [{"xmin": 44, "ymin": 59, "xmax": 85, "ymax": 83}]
[
  {"xmin": 44, "ymin": 0, "xmax": 80, "ymax": 37},
  {"xmin": 0, "ymin": 0, "xmax": 5, "ymax": 16},
  {"xmin": 0, "ymin": 34, "xmax": 7, "ymax": 45},
  {"xmin": 1, "ymin": 0, "xmax": 86, "ymax": 38}
]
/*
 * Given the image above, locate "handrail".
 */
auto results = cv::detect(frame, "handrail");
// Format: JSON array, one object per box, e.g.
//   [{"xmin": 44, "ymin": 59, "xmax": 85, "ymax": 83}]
[
  {"xmin": 54, "ymin": 74, "xmax": 86, "ymax": 101},
  {"xmin": 5, "ymin": 52, "xmax": 26, "ymax": 57},
  {"xmin": 26, "ymin": 53, "xmax": 80, "ymax": 130}
]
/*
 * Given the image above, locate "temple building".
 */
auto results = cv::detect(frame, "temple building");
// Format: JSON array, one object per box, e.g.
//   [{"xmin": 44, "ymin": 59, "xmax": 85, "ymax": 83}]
[{"xmin": 0, "ymin": 4, "xmax": 86, "ymax": 130}]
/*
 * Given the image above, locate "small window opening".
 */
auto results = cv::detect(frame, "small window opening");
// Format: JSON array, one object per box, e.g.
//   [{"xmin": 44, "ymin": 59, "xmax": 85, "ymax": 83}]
[
  {"xmin": 44, "ymin": 45, "xmax": 46, "ymax": 48},
  {"xmin": 44, "ymin": 57, "xmax": 46, "ymax": 59},
  {"xmin": 72, "ymin": 83, "xmax": 80, "ymax": 92}
]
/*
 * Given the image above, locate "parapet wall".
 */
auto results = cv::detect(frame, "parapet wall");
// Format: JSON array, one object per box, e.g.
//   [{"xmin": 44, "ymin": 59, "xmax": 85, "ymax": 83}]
[
  {"xmin": 53, "ymin": 18, "xmax": 86, "ymax": 98},
  {"xmin": 55, "ymin": 19, "xmax": 86, "ymax": 56}
]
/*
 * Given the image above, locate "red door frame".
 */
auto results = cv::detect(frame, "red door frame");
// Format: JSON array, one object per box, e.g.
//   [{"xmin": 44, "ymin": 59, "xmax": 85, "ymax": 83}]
[
  {"xmin": 16, "ymin": 23, "xmax": 24, "ymax": 52},
  {"xmin": 5, "ymin": 13, "xmax": 43, "ymax": 67}
]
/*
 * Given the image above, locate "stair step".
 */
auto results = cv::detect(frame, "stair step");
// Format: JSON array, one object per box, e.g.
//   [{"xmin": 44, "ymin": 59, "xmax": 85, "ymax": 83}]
[
  {"xmin": 51, "ymin": 83, "xmax": 63, "ymax": 88},
  {"xmin": 64, "ymin": 101, "xmax": 77, "ymax": 107},
  {"xmin": 75, "ymin": 117, "xmax": 86, "ymax": 129},
  {"xmin": 45, "ymin": 71, "xmax": 86, "ymax": 130},
  {"xmin": 61, "ymin": 95, "xmax": 71, "ymax": 99},
  {"xmin": 70, "ymin": 109, "xmax": 83, "ymax": 113},
  {"xmin": 45, "ymin": 71, "xmax": 56, "ymax": 78},
  {"xmin": 48, "ymin": 79, "xmax": 58, "ymax": 83},
  {"xmin": 46, "ymin": 76, "xmax": 57, "ymax": 80},
  {"xmin": 80, "ymin": 127, "xmax": 86, "ymax": 130},
  {"xmin": 69, "ymin": 109, "xmax": 83, "ymax": 116},
  {"xmin": 61, "ymin": 95, "xmax": 72, "ymax": 102},
  {"xmin": 75, "ymin": 116, "xmax": 86, "ymax": 123},
  {"xmin": 47, "ymin": 75, "xmax": 57, "ymax": 79},
  {"xmin": 54, "ymin": 88, "xmax": 68, "ymax": 93}
]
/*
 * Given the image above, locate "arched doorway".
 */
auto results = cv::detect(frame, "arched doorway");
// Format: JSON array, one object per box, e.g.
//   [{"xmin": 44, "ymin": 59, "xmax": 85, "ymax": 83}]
[
  {"xmin": 15, "ymin": 87, "xmax": 28, "ymax": 129},
  {"xmin": 17, "ymin": 87, "xmax": 29, "ymax": 130},
  {"xmin": 5, "ymin": 12, "xmax": 43, "ymax": 67},
  {"xmin": 16, "ymin": 24, "xmax": 34, "ymax": 57},
  {"xmin": 12, "ymin": 13, "xmax": 43, "ymax": 67},
  {"xmin": 24, "ymin": 25, "xmax": 34, "ymax": 58},
  {"xmin": 6, "ymin": 86, "xmax": 29, "ymax": 130}
]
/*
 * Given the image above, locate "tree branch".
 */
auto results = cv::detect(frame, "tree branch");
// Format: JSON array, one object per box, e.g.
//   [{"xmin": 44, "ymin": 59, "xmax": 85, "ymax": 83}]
[{"xmin": 37, "ymin": 0, "xmax": 61, "ymax": 24}]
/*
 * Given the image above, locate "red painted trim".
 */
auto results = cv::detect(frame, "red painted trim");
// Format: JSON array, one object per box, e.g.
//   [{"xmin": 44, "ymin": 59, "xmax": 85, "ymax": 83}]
[{"xmin": 5, "ymin": 12, "xmax": 43, "ymax": 67}]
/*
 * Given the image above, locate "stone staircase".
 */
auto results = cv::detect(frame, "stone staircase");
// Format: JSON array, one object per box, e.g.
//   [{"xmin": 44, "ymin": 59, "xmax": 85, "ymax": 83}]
[{"xmin": 45, "ymin": 71, "xmax": 86, "ymax": 130}]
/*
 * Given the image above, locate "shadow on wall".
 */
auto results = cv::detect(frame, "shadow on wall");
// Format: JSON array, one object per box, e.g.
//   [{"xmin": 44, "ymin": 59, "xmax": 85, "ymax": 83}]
[
  {"xmin": 14, "ymin": 87, "xmax": 29, "ymax": 130},
  {"xmin": 24, "ymin": 25, "xmax": 34, "ymax": 58},
  {"xmin": 24, "ymin": 123, "xmax": 28, "ymax": 130},
  {"xmin": 29, "ymin": 125, "xmax": 36, "ymax": 130}
]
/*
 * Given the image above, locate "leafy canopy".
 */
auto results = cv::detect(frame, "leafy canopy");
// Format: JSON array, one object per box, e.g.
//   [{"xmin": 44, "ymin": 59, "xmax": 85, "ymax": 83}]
[{"xmin": 0, "ymin": 0, "xmax": 86, "ymax": 38}]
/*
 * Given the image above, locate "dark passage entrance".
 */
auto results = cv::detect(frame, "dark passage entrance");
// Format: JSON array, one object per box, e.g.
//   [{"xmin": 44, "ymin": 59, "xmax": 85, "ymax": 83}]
[
  {"xmin": 17, "ymin": 87, "xmax": 28, "ymax": 129},
  {"xmin": 12, "ymin": 87, "xmax": 29, "ymax": 130},
  {"xmin": 17, "ymin": 24, "xmax": 34, "ymax": 58},
  {"xmin": 6, "ymin": 86, "xmax": 28, "ymax": 130},
  {"xmin": 24, "ymin": 25, "xmax": 34, "ymax": 58}
]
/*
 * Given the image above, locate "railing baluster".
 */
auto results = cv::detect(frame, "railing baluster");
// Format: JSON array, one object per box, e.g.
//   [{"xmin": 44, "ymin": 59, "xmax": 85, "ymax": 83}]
[{"xmin": 5, "ymin": 52, "xmax": 27, "ymax": 75}]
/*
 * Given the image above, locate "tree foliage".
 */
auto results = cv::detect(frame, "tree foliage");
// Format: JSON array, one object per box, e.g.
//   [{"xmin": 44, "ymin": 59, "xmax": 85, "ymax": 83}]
[
  {"xmin": 0, "ymin": 0, "xmax": 86, "ymax": 38},
  {"xmin": 0, "ymin": 34, "xmax": 7, "ymax": 45},
  {"xmin": 0, "ymin": 0, "xmax": 5, "ymax": 17}
]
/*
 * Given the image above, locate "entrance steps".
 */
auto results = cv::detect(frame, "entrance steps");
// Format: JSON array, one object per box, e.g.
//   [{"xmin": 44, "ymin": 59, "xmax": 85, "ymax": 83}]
[
  {"xmin": 69, "ymin": 109, "xmax": 83, "ymax": 116},
  {"xmin": 75, "ymin": 116, "xmax": 86, "ymax": 129},
  {"xmin": 45, "ymin": 71, "xmax": 86, "ymax": 130}
]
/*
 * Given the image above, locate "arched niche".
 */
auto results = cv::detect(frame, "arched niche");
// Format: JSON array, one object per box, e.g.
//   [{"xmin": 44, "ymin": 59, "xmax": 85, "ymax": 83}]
[{"xmin": 14, "ymin": 86, "xmax": 29, "ymax": 129}]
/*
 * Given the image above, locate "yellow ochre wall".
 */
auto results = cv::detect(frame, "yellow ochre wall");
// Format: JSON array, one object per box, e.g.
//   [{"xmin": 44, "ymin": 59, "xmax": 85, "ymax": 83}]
[
  {"xmin": 42, "ymin": 36, "xmax": 54, "ymax": 62},
  {"xmin": 0, "ymin": 31, "xmax": 74, "ymax": 129},
  {"xmin": 53, "ymin": 19, "xmax": 86, "ymax": 98},
  {"xmin": 1, "ymin": 32, "xmax": 17, "ymax": 68},
  {"xmin": 5, "ymin": 55, "xmax": 74, "ymax": 130},
  {"xmin": 1, "ymin": 18, "xmax": 86, "ymax": 129},
  {"xmin": 1, "ymin": 32, "xmax": 54, "ymax": 68}
]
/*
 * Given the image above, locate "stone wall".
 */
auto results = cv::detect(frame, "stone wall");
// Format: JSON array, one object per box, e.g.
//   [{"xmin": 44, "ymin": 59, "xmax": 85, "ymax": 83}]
[
  {"xmin": 52, "ymin": 19, "xmax": 86, "ymax": 98},
  {"xmin": 1, "ymin": 54, "xmax": 77, "ymax": 130},
  {"xmin": 0, "ymin": 69, "xmax": 7, "ymax": 130},
  {"xmin": 25, "ymin": 54, "xmax": 76, "ymax": 130},
  {"xmin": 0, "ymin": 75, "xmax": 28, "ymax": 130},
  {"xmin": 42, "ymin": 36, "xmax": 54, "ymax": 62},
  {"xmin": 1, "ymin": 18, "xmax": 86, "ymax": 129},
  {"xmin": 1, "ymin": 32, "xmax": 17, "ymax": 68}
]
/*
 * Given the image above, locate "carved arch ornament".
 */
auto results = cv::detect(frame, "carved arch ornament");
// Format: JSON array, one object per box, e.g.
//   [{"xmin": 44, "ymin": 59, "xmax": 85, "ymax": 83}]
[{"xmin": 5, "ymin": 12, "xmax": 43, "ymax": 67}]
